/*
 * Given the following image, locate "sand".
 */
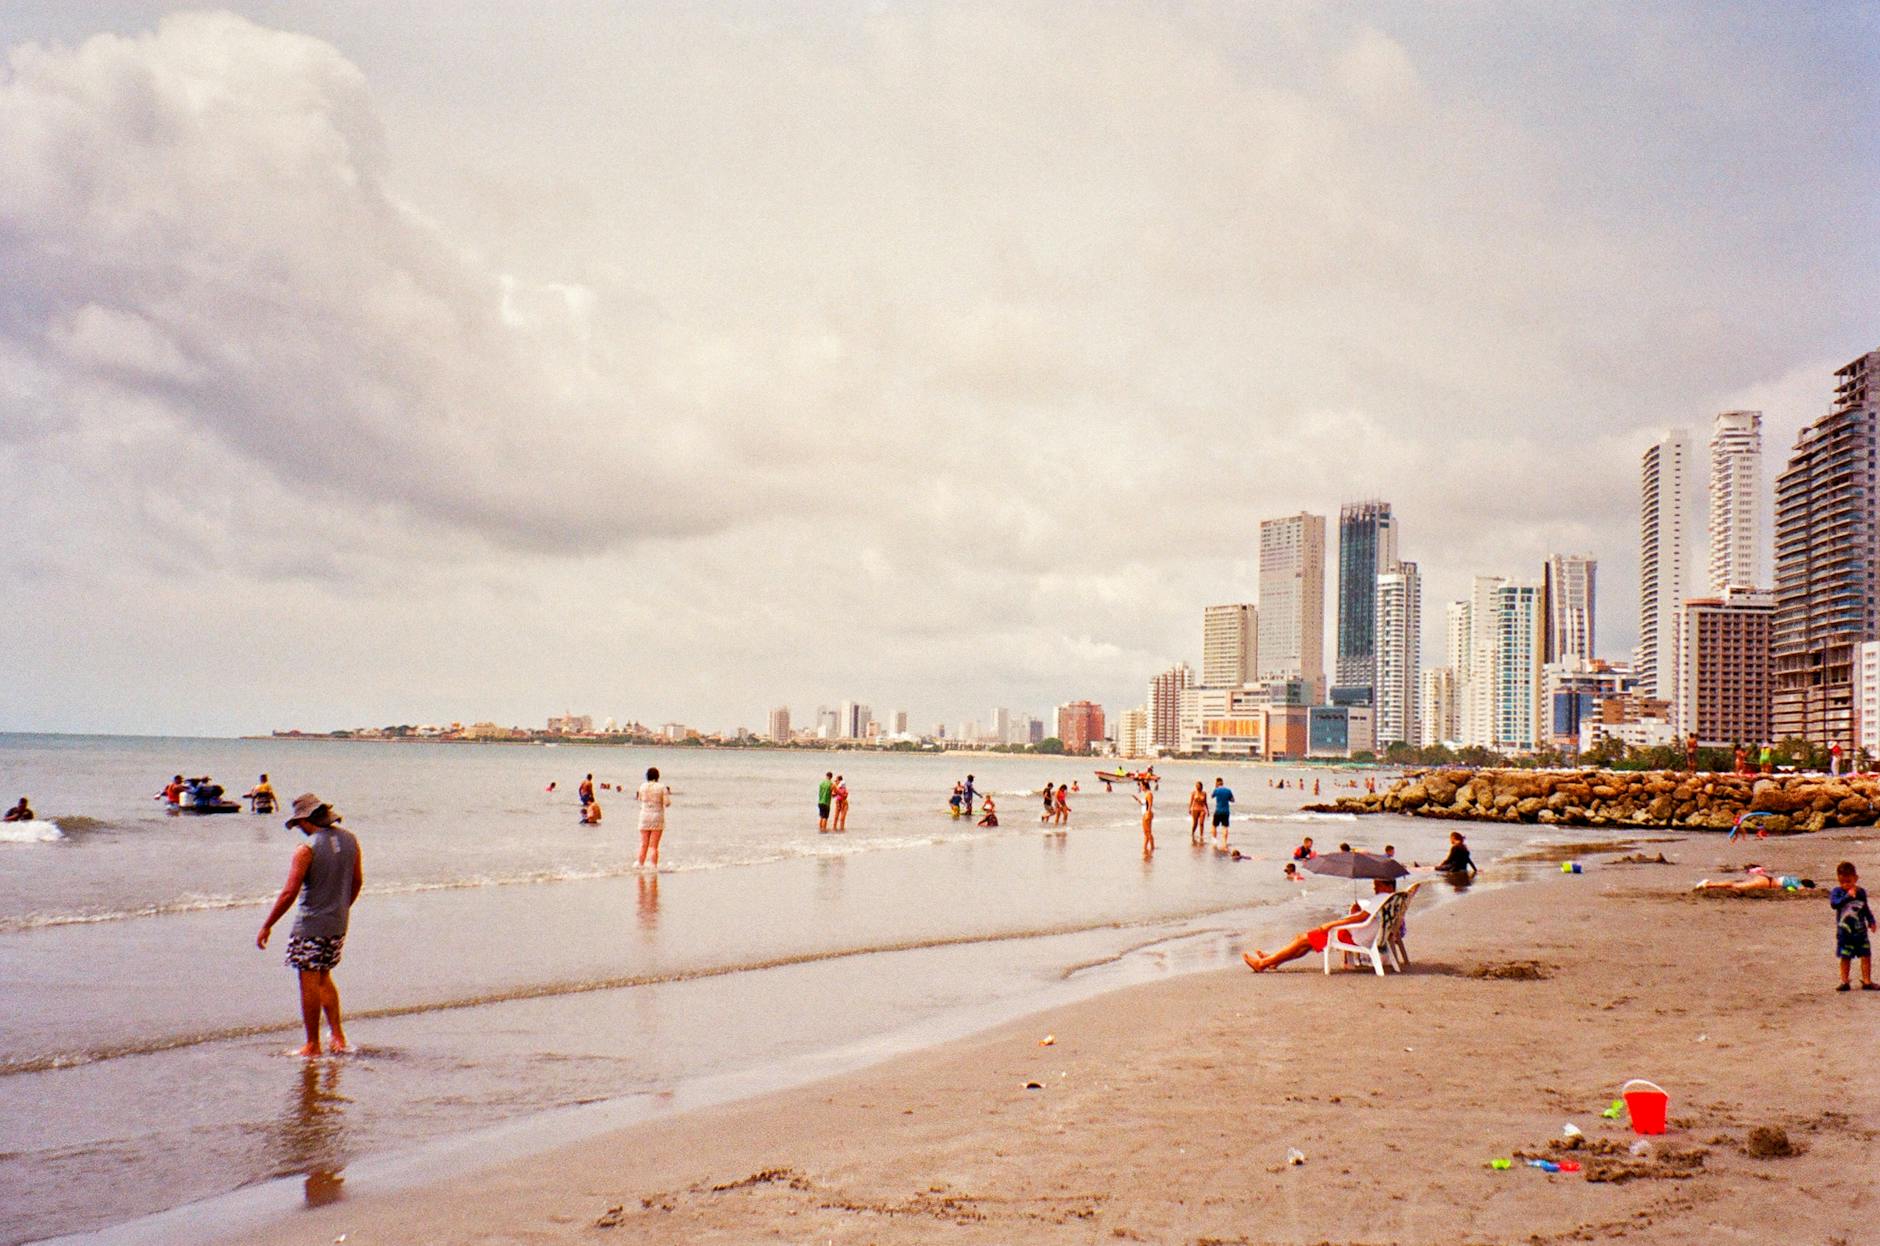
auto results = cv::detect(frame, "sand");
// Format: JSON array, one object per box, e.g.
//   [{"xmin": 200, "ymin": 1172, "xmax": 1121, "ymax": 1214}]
[{"xmin": 241, "ymin": 829, "xmax": 1880, "ymax": 1245}]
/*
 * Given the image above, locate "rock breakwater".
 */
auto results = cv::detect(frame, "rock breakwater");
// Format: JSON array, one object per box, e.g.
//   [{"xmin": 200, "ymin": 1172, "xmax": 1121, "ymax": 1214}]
[{"xmin": 1316, "ymin": 769, "xmax": 1880, "ymax": 833}]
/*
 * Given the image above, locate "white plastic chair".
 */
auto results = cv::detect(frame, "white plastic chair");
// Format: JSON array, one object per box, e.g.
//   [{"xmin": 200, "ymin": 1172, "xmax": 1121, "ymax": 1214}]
[{"xmin": 1321, "ymin": 894, "xmax": 1401, "ymax": 976}]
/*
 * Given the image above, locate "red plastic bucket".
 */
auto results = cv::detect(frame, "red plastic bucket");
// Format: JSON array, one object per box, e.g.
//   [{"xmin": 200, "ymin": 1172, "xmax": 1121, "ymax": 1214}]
[{"xmin": 1622, "ymin": 1079, "xmax": 1668, "ymax": 1135}]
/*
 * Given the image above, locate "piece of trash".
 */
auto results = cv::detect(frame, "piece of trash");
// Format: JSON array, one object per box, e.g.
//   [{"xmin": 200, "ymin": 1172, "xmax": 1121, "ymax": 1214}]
[
  {"xmin": 1562, "ymin": 1122, "xmax": 1583, "ymax": 1138},
  {"xmin": 1696, "ymin": 1034, "xmax": 1707, "ymax": 1043},
  {"xmin": 1039, "ymin": 1035, "xmax": 1055, "ymax": 1046},
  {"xmin": 1489, "ymin": 1158, "xmax": 1512, "ymax": 1170},
  {"xmin": 1561, "ymin": 861, "xmax": 1582, "ymax": 874},
  {"xmin": 1601, "ymin": 1099, "xmax": 1625, "ymax": 1120},
  {"xmin": 1526, "ymin": 1159, "xmax": 1560, "ymax": 1173},
  {"xmin": 1023, "ymin": 1081, "xmax": 1043, "ymax": 1090},
  {"xmin": 1629, "ymin": 1140, "xmax": 1652, "ymax": 1158},
  {"xmin": 1285, "ymin": 1147, "xmax": 1307, "ymax": 1166},
  {"xmin": 1559, "ymin": 1160, "xmax": 1582, "ymax": 1173}
]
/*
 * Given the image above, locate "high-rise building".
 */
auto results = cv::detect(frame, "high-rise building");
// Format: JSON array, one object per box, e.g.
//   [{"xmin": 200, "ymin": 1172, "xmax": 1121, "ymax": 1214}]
[
  {"xmin": 1856, "ymin": 644, "xmax": 1880, "ymax": 760},
  {"xmin": 1373, "ymin": 561, "xmax": 1421, "ymax": 748},
  {"xmin": 1639, "ymin": 429, "xmax": 1694, "ymax": 705},
  {"xmin": 1257, "ymin": 513, "xmax": 1327, "ymax": 693},
  {"xmin": 987, "ymin": 706, "xmax": 1010, "ymax": 745},
  {"xmin": 889, "ymin": 709, "xmax": 909, "ymax": 736},
  {"xmin": 1055, "ymin": 701, "xmax": 1106, "ymax": 754},
  {"xmin": 1116, "ymin": 706, "xmax": 1150, "ymax": 758},
  {"xmin": 1201, "ymin": 603, "xmax": 1259, "ymax": 687},
  {"xmin": 816, "ymin": 706, "xmax": 839, "ymax": 739},
  {"xmin": 1419, "ymin": 666, "xmax": 1457, "ymax": 746},
  {"xmin": 1773, "ymin": 350, "xmax": 1880, "ymax": 747},
  {"xmin": 1334, "ymin": 501, "xmax": 1397, "ymax": 696},
  {"xmin": 1490, "ymin": 581, "xmax": 1545, "ymax": 752},
  {"xmin": 1457, "ymin": 576, "xmax": 1506, "ymax": 748},
  {"xmin": 767, "ymin": 706, "xmax": 791, "ymax": 742},
  {"xmin": 1708, "ymin": 410, "xmax": 1763, "ymax": 593},
  {"xmin": 1542, "ymin": 554, "xmax": 1597, "ymax": 664},
  {"xmin": 1677, "ymin": 587, "xmax": 1772, "ymax": 747},
  {"xmin": 839, "ymin": 701, "xmax": 872, "ymax": 739},
  {"xmin": 1147, "ymin": 662, "xmax": 1193, "ymax": 751}
]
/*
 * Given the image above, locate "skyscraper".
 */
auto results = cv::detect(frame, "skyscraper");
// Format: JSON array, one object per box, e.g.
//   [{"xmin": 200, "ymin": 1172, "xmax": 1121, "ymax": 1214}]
[
  {"xmin": 1490, "ymin": 581, "xmax": 1545, "ymax": 752},
  {"xmin": 1459, "ymin": 575, "xmax": 1506, "ymax": 748},
  {"xmin": 1772, "ymin": 350, "xmax": 1880, "ymax": 747},
  {"xmin": 1201, "ymin": 603, "xmax": 1259, "ymax": 687},
  {"xmin": 1257, "ymin": 512, "xmax": 1326, "ymax": 693},
  {"xmin": 1335, "ymin": 501, "xmax": 1397, "ymax": 697},
  {"xmin": 1147, "ymin": 662, "xmax": 1193, "ymax": 751},
  {"xmin": 767, "ymin": 706, "xmax": 791, "ymax": 742},
  {"xmin": 839, "ymin": 701, "xmax": 872, "ymax": 739},
  {"xmin": 1708, "ymin": 410, "xmax": 1763, "ymax": 593},
  {"xmin": 1419, "ymin": 667, "xmax": 1457, "ymax": 746},
  {"xmin": 1542, "ymin": 554, "xmax": 1597, "ymax": 665},
  {"xmin": 1373, "ymin": 561, "xmax": 1421, "ymax": 748},
  {"xmin": 1639, "ymin": 429, "xmax": 1693, "ymax": 704}
]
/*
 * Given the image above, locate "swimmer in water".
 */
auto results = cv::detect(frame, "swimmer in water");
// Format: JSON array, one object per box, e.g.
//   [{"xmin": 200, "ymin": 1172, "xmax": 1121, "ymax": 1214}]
[
  {"xmin": 977, "ymin": 795, "xmax": 999, "ymax": 828},
  {"xmin": 4, "ymin": 796, "xmax": 34, "ymax": 822}
]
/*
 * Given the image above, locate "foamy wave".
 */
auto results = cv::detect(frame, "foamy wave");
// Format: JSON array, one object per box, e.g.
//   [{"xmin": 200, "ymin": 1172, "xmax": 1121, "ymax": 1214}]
[
  {"xmin": 0, "ymin": 819, "xmax": 64, "ymax": 843},
  {"xmin": 1239, "ymin": 811, "xmax": 1359, "ymax": 823}
]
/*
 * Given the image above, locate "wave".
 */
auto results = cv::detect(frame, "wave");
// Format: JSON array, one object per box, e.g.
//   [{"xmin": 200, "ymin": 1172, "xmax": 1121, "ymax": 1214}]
[
  {"xmin": 0, "ymin": 828, "xmax": 1031, "ymax": 931},
  {"xmin": 51, "ymin": 815, "xmax": 113, "ymax": 834},
  {"xmin": 0, "ymin": 899, "xmax": 1278, "ymax": 1077},
  {"xmin": 1238, "ymin": 811, "xmax": 1359, "ymax": 823},
  {"xmin": 0, "ymin": 820, "xmax": 63, "ymax": 843}
]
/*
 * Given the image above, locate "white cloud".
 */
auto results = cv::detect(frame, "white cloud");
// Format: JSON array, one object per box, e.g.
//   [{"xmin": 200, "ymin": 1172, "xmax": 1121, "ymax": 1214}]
[{"xmin": 0, "ymin": 4, "xmax": 1872, "ymax": 733}]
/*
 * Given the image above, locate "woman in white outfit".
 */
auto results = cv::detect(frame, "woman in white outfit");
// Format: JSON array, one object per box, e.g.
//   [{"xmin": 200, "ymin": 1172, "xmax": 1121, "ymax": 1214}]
[{"xmin": 635, "ymin": 766, "xmax": 671, "ymax": 868}]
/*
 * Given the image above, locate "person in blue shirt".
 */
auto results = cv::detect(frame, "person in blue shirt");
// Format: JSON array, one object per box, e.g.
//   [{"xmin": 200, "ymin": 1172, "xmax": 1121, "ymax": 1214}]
[
  {"xmin": 1830, "ymin": 861, "xmax": 1877, "ymax": 992},
  {"xmin": 1210, "ymin": 778, "xmax": 1234, "ymax": 844}
]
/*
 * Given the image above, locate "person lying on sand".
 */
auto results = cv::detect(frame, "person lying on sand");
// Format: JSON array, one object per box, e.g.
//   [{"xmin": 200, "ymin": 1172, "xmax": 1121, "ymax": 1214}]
[
  {"xmin": 1242, "ymin": 900, "xmax": 1377, "ymax": 972},
  {"xmin": 1693, "ymin": 866, "xmax": 1813, "ymax": 893}
]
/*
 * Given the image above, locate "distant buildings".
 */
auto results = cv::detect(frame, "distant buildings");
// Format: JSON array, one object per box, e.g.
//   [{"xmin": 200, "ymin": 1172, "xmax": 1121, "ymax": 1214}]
[
  {"xmin": 987, "ymin": 707, "xmax": 1010, "ymax": 745},
  {"xmin": 1639, "ymin": 428, "xmax": 1694, "ymax": 705},
  {"xmin": 1257, "ymin": 512, "xmax": 1326, "ymax": 696},
  {"xmin": 1708, "ymin": 410, "xmax": 1764, "ymax": 592},
  {"xmin": 1373, "ymin": 561, "xmax": 1421, "ymax": 748},
  {"xmin": 546, "ymin": 712, "xmax": 593, "ymax": 734},
  {"xmin": 767, "ymin": 706, "xmax": 791, "ymax": 742},
  {"xmin": 1543, "ymin": 554, "xmax": 1597, "ymax": 665},
  {"xmin": 1147, "ymin": 662, "xmax": 1193, "ymax": 751},
  {"xmin": 1334, "ymin": 501, "xmax": 1396, "ymax": 699},
  {"xmin": 1857, "ymin": 644, "xmax": 1880, "ymax": 759},
  {"xmin": 1419, "ymin": 666, "xmax": 1457, "ymax": 746},
  {"xmin": 1201, "ymin": 604, "xmax": 1258, "ymax": 687},
  {"xmin": 1677, "ymin": 587, "xmax": 1773, "ymax": 748},
  {"xmin": 1115, "ymin": 706, "xmax": 1150, "ymax": 758},
  {"xmin": 1055, "ymin": 700, "xmax": 1106, "ymax": 755},
  {"xmin": 839, "ymin": 701, "xmax": 873, "ymax": 740},
  {"xmin": 1772, "ymin": 350, "xmax": 1880, "ymax": 749}
]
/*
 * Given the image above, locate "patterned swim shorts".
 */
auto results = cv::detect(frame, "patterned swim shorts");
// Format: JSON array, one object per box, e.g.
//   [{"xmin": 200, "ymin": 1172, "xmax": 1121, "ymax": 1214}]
[
  {"xmin": 1837, "ymin": 917, "xmax": 1871, "ymax": 961},
  {"xmin": 286, "ymin": 933, "xmax": 345, "ymax": 972}
]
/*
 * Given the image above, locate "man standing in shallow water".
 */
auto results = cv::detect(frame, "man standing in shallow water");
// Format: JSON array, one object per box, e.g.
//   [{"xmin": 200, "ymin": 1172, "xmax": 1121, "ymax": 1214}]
[{"xmin": 258, "ymin": 794, "xmax": 363, "ymax": 1057}]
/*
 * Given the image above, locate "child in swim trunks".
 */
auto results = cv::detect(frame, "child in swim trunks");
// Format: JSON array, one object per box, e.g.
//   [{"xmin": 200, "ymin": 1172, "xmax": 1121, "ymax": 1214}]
[{"xmin": 1830, "ymin": 861, "xmax": 1877, "ymax": 992}]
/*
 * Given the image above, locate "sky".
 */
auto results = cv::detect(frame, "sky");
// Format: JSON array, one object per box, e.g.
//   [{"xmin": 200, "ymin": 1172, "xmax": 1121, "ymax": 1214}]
[{"xmin": 1, "ymin": 2, "xmax": 1875, "ymax": 736}]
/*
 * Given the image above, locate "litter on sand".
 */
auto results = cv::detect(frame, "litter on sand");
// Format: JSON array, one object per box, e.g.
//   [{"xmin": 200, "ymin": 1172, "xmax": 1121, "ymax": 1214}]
[
  {"xmin": 1039, "ymin": 1035, "xmax": 1055, "ymax": 1046},
  {"xmin": 1023, "ymin": 1081, "xmax": 1043, "ymax": 1090},
  {"xmin": 1286, "ymin": 1148, "xmax": 1307, "ymax": 1166},
  {"xmin": 1601, "ymin": 1099, "xmax": 1625, "ymax": 1120},
  {"xmin": 1489, "ymin": 1158, "xmax": 1512, "ymax": 1170}
]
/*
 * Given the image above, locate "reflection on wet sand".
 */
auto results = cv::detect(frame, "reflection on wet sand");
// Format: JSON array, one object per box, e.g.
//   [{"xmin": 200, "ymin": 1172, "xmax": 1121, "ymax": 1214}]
[
  {"xmin": 636, "ymin": 871, "xmax": 659, "ymax": 933},
  {"xmin": 273, "ymin": 1058, "xmax": 350, "ymax": 1207}
]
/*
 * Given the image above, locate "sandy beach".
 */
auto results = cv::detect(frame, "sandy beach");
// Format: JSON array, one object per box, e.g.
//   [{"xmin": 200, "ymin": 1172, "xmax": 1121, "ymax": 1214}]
[{"xmin": 232, "ymin": 825, "xmax": 1880, "ymax": 1246}]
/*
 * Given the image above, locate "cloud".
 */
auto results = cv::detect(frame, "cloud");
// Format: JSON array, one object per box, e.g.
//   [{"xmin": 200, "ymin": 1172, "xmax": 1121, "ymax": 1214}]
[{"xmin": 0, "ymin": 4, "xmax": 1873, "ymax": 733}]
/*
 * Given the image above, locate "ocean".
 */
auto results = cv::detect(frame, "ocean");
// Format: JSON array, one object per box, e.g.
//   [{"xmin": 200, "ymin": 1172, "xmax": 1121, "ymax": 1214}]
[{"xmin": 0, "ymin": 734, "xmax": 1593, "ymax": 1243}]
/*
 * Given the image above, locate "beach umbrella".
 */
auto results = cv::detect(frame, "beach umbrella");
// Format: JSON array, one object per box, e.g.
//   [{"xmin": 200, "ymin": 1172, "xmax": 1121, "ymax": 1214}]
[{"xmin": 1304, "ymin": 851, "xmax": 1410, "ymax": 881}]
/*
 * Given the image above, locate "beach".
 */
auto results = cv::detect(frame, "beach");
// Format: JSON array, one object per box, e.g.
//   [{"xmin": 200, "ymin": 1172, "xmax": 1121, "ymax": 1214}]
[{"xmin": 230, "ymin": 823, "xmax": 1878, "ymax": 1246}]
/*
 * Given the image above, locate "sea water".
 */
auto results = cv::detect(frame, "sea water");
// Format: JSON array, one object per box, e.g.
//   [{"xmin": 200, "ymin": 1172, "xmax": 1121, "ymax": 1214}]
[{"xmin": 0, "ymin": 734, "xmax": 1596, "ymax": 1243}]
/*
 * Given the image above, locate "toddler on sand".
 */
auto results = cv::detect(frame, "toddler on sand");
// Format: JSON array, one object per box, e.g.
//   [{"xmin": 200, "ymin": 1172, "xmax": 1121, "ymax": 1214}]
[{"xmin": 1830, "ymin": 861, "xmax": 1877, "ymax": 992}]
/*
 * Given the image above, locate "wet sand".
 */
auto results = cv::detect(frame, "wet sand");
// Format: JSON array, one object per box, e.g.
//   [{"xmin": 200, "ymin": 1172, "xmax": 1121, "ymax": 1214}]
[{"xmin": 239, "ymin": 827, "xmax": 1879, "ymax": 1245}]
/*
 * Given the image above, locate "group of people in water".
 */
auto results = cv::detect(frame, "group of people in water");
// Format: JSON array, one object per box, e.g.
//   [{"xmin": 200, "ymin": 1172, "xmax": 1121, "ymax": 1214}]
[
  {"xmin": 153, "ymin": 773, "xmax": 278, "ymax": 813},
  {"xmin": 559, "ymin": 771, "xmax": 672, "ymax": 865}
]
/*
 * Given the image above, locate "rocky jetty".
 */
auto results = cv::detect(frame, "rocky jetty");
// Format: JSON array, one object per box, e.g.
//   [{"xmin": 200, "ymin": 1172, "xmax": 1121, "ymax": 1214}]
[{"xmin": 1316, "ymin": 769, "xmax": 1880, "ymax": 834}]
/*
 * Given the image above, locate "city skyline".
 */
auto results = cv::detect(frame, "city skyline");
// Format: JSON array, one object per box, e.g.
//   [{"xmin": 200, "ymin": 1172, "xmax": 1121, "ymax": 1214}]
[{"xmin": 1, "ymin": 5, "xmax": 1874, "ymax": 737}]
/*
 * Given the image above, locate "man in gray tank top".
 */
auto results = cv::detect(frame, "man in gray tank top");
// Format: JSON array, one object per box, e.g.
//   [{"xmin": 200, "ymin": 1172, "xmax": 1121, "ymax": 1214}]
[{"xmin": 258, "ymin": 793, "xmax": 363, "ymax": 1056}]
